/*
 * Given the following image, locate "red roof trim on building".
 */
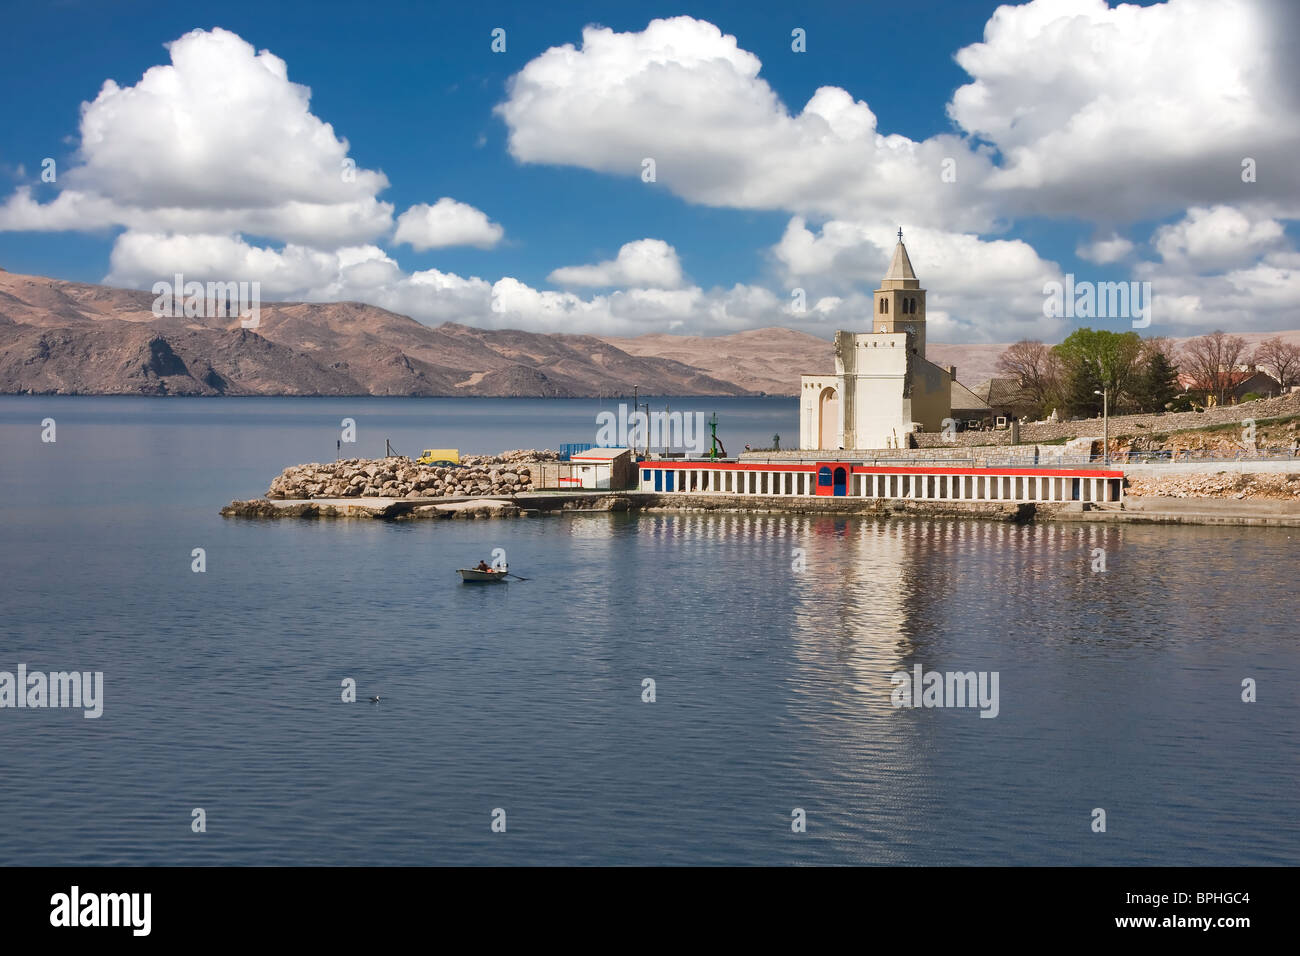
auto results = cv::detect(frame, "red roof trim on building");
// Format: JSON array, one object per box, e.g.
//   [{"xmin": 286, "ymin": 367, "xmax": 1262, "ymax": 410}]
[
  {"xmin": 851, "ymin": 465, "xmax": 1124, "ymax": 479},
  {"xmin": 636, "ymin": 461, "xmax": 1123, "ymax": 479},
  {"xmin": 637, "ymin": 462, "xmax": 810, "ymax": 472}
]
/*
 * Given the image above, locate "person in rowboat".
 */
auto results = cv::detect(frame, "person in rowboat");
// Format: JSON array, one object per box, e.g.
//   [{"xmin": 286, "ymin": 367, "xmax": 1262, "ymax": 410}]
[{"xmin": 475, "ymin": 560, "xmax": 492, "ymax": 572}]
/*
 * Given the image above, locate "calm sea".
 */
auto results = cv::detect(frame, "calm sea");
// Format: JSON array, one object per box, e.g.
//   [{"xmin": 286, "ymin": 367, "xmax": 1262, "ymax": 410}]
[{"xmin": 0, "ymin": 396, "xmax": 1296, "ymax": 865}]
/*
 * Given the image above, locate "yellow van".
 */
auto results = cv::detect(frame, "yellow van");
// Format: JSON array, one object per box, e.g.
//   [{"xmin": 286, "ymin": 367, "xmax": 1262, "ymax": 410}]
[{"xmin": 417, "ymin": 448, "xmax": 460, "ymax": 466}]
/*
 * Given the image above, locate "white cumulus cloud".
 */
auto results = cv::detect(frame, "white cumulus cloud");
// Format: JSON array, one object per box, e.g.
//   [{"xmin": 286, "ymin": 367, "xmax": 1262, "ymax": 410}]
[
  {"xmin": 1152, "ymin": 205, "xmax": 1286, "ymax": 273},
  {"xmin": 773, "ymin": 218, "xmax": 1070, "ymax": 343},
  {"xmin": 394, "ymin": 197, "xmax": 504, "ymax": 250},
  {"xmin": 10, "ymin": 8, "xmax": 1300, "ymax": 342},
  {"xmin": 103, "ymin": 230, "xmax": 817, "ymax": 336},
  {"xmin": 496, "ymin": 16, "xmax": 997, "ymax": 231},
  {"xmin": 948, "ymin": 0, "xmax": 1300, "ymax": 222},
  {"xmin": 497, "ymin": 3, "xmax": 1300, "ymax": 233},
  {"xmin": 1076, "ymin": 235, "xmax": 1135, "ymax": 264},
  {"xmin": 1132, "ymin": 204, "xmax": 1300, "ymax": 332},
  {"xmin": 0, "ymin": 27, "xmax": 393, "ymax": 247},
  {"xmin": 548, "ymin": 239, "xmax": 684, "ymax": 288}
]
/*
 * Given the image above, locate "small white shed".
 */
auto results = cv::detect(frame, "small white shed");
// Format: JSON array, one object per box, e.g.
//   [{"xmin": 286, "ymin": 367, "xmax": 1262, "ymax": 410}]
[{"xmin": 568, "ymin": 447, "xmax": 634, "ymax": 489}]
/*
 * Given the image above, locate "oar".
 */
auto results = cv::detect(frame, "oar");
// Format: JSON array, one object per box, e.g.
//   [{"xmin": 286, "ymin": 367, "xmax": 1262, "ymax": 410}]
[{"xmin": 505, "ymin": 572, "xmax": 529, "ymax": 581}]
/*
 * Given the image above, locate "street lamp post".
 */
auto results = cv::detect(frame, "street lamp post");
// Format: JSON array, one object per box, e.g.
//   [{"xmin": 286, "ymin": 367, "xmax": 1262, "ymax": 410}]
[{"xmin": 1094, "ymin": 387, "xmax": 1109, "ymax": 465}]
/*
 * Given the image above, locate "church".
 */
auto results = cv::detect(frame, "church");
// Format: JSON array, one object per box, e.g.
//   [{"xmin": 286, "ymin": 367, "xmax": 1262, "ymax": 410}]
[{"xmin": 799, "ymin": 231, "xmax": 957, "ymax": 451}]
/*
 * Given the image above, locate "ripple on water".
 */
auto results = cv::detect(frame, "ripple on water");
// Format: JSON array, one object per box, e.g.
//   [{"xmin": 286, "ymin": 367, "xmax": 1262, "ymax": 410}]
[{"xmin": 1, "ymin": 401, "xmax": 1297, "ymax": 864}]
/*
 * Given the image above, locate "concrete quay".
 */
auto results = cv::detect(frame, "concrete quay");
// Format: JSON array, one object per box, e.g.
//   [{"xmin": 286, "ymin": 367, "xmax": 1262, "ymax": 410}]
[{"xmin": 221, "ymin": 489, "xmax": 1300, "ymax": 528}]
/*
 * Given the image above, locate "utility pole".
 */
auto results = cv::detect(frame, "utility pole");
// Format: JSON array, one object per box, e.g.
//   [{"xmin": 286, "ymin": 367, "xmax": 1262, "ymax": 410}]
[
  {"xmin": 1094, "ymin": 386, "xmax": 1109, "ymax": 465},
  {"xmin": 632, "ymin": 385, "xmax": 639, "ymax": 457},
  {"xmin": 1103, "ymin": 385, "xmax": 1109, "ymax": 465},
  {"xmin": 1095, "ymin": 357, "xmax": 1110, "ymax": 466}
]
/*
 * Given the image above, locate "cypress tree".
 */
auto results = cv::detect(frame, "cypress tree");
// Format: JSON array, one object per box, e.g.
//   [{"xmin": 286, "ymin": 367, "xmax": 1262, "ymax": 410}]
[{"xmin": 1138, "ymin": 349, "xmax": 1180, "ymax": 411}]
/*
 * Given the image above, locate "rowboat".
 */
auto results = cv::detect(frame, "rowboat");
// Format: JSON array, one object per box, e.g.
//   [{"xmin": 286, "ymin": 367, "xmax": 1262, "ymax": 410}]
[{"xmin": 457, "ymin": 567, "xmax": 509, "ymax": 583}]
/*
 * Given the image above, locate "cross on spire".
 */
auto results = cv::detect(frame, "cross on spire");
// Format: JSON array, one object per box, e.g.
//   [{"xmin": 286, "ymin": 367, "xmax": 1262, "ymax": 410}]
[{"xmin": 898, "ymin": 227, "xmax": 904, "ymax": 243}]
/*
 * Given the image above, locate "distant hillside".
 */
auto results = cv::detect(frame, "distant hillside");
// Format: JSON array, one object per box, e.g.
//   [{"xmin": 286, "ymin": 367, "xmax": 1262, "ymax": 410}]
[
  {"xmin": 599, "ymin": 330, "xmax": 1300, "ymax": 394},
  {"xmin": 1, "ymin": 268, "xmax": 1296, "ymax": 396},
  {"xmin": 596, "ymin": 328, "xmax": 1012, "ymax": 394},
  {"xmin": 595, "ymin": 328, "xmax": 831, "ymax": 396},
  {"xmin": 0, "ymin": 270, "xmax": 744, "ymax": 397}
]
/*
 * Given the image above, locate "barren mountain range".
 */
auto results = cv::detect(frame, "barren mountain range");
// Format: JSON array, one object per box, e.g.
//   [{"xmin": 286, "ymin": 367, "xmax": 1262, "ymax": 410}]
[
  {"xmin": 0, "ymin": 269, "xmax": 744, "ymax": 397},
  {"xmin": 597, "ymin": 329, "xmax": 1010, "ymax": 395},
  {"xmin": 0, "ymin": 268, "xmax": 1295, "ymax": 397}
]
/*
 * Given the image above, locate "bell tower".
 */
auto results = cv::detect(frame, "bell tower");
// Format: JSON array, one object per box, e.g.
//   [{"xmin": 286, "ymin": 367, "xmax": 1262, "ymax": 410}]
[{"xmin": 874, "ymin": 228, "xmax": 926, "ymax": 357}]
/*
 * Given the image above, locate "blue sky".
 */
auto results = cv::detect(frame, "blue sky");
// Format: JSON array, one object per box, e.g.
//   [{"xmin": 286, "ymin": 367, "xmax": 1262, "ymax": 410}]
[{"xmin": 0, "ymin": 0, "xmax": 1295, "ymax": 342}]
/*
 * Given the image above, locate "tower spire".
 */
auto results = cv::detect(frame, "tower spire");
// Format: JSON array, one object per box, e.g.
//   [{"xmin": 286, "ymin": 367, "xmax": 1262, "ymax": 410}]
[
  {"xmin": 875, "ymin": 229, "xmax": 926, "ymax": 354},
  {"xmin": 882, "ymin": 231, "xmax": 918, "ymax": 286}
]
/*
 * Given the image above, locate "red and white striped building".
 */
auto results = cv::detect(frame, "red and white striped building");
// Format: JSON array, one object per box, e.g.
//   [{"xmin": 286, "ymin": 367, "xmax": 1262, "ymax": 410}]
[{"xmin": 637, "ymin": 459, "xmax": 1124, "ymax": 504}]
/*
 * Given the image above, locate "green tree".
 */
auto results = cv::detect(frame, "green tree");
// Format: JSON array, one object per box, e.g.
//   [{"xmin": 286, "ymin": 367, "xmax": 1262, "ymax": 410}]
[
  {"xmin": 1051, "ymin": 328, "xmax": 1144, "ymax": 415},
  {"xmin": 1135, "ymin": 345, "xmax": 1180, "ymax": 412}
]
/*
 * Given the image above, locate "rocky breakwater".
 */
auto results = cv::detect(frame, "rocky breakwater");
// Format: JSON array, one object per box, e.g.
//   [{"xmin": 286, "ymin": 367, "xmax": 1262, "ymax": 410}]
[
  {"xmin": 263, "ymin": 451, "xmax": 551, "ymax": 501},
  {"xmin": 221, "ymin": 449, "xmax": 562, "ymax": 520}
]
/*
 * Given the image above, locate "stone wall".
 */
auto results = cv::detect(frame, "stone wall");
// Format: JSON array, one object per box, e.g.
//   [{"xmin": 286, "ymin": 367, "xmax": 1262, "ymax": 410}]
[
  {"xmin": 739, "ymin": 438, "xmax": 1098, "ymax": 465},
  {"xmin": 742, "ymin": 445, "xmax": 1041, "ymax": 462},
  {"xmin": 913, "ymin": 391, "xmax": 1300, "ymax": 448}
]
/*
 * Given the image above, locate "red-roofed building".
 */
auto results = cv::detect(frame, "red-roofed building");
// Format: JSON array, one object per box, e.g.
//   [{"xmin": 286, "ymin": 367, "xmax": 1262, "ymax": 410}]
[{"xmin": 1177, "ymin": 366, "xmax": 1281, "ymax": 405}]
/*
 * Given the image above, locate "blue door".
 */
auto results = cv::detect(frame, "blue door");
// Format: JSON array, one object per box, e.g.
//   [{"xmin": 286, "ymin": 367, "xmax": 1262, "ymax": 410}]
[
  {"xmin": 653, "ymin": 470, "xmax": 662, "ymax": 491},
  {"xmin": 1071, "ymin": 478, "xmax": 1080, "ymax": 500},
  {"xmin": 833, "ymin": 467, "xmax": 848, "ymax": 496},
  {"xmin": 665, "ymin": 471, "xmax": 674, "ymax": 492}
]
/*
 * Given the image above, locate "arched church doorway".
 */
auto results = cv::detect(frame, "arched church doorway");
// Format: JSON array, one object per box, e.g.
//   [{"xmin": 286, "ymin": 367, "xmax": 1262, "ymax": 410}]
[{"xmin": 818, "ymin": 387, "xmax": 838, "ymax": 450}]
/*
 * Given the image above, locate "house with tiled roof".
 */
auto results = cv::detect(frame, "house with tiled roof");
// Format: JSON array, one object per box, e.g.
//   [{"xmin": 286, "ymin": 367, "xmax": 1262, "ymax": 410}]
[
  {"xmin": 1178, "ymin": 366, "xmax": 1282, "ymax": 405},
  {"xmin": 969, "ymin": 377, "xmax": 1039, "ymax": 421},
  {"xmin": 950, "ymin": 376, "xmax": 993, "ymax": 427}
]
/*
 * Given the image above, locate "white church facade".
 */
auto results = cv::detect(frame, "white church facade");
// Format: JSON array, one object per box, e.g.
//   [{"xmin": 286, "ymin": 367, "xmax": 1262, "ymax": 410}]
[{"xmin": 800, "ymin": 231, "xmax": 954, "ymax": 451}]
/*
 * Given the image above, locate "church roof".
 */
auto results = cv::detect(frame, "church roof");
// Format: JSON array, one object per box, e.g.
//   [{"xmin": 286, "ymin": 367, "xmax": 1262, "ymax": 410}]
[
  {"xmin": 884, "ymin": 240, "xmax": 917, "ymax": 282},
  {"xmin": 879, "ymin": 231, "xmax": 920, "ymax": 289}
]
